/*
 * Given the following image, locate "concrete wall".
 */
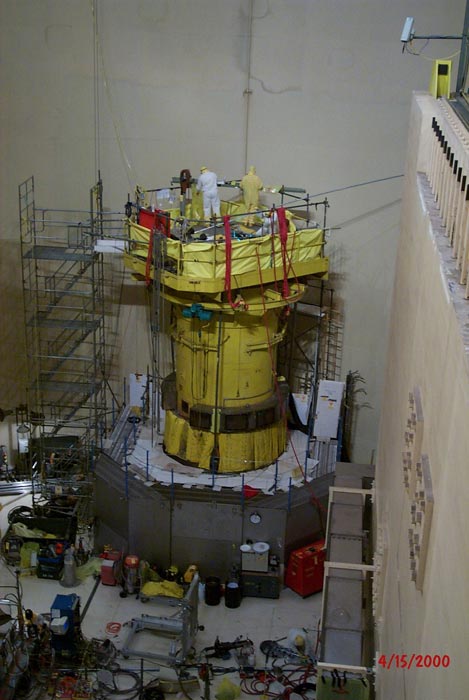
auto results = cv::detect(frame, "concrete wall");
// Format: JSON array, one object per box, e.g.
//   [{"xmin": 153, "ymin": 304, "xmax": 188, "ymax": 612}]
[
  {"xmin": 95, "ymin": 453, "xmax": 329, "ymax": 578},
  {"xmin": 0, "ymin": 1, "xmax": 465, "ymax": 461},
  {"xmin": 375, "ymin": 94, "xmax": 469, "ymax": 699}
]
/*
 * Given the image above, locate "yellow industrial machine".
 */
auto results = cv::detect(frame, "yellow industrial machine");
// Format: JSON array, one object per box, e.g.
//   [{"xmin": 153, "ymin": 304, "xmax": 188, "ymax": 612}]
[{"xmin": 124, "ymin": 177, "xmax": 328, "ymax": 472}]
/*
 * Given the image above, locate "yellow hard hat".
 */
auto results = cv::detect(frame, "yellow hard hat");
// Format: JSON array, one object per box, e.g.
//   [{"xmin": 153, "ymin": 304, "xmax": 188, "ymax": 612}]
[{"xmin": 294, "ymin": 634, "xmax": 306, "ymax": 650}]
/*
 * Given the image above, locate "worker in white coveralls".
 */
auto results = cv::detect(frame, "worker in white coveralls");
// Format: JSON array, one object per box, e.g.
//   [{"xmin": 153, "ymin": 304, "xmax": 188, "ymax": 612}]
[
  {"xmin": 256, "ymin": 209, "xmax": 279, "ymax": 236},
  {"xmin": 196, "ymin": 166, "xmax": 221, "ymax": 219}
]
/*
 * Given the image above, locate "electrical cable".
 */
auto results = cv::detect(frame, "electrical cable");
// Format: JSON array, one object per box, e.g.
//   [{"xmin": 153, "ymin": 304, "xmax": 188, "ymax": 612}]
[
  {"xmin": 88, "ymin": 1, "xmax": 138, "ymax": 189},
  {"xmin": 405, "ymin": 38, "xmax": 430, "ymax": 55},
  {"xmin": 239, "ymin": 662, "xmax": 317, "ymax": 699},
  {"xmin": 405, "ymin": 39, "xmax": 461, "ymax": 60},
  {"xmin": 92, "ymin": 0, "xmax": 101, "ymax": 182},
  {"xmin": 176, "ymin": 666, "xmax": 194, "ymax": 700},
  {"xmin": 96, "ymin": 668, "xmax": 141, "ymax": 697},
  {"xmin": 243, "ymin": 0, "xmax": 254, "ymax": 172},
  {"xmin": 310, "ymin": 174, "xmax": 403, "ymax": 199}
]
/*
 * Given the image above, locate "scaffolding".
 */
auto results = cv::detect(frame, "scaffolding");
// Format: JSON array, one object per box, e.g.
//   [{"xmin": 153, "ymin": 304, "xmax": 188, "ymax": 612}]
[
  {"xmin": 19, "ymin": 176, "xmax": 108, "ymax": 520},
  {"xmin": 321, "ymin": 298, "xmax": 344, "ymax": 383},
  {"xmin": 278, "ymin": 282, "xmax": 343, "ymax": 394},
  {"xmin": 276, "ymin": 279, "xmax": 345, "ymax": 479}
]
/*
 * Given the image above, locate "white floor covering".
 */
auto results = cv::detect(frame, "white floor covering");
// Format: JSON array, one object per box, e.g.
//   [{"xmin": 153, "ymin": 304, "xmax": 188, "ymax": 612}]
[{"xmin": 116, "ymin": 420, "xmax": 320, "ymax": 496}]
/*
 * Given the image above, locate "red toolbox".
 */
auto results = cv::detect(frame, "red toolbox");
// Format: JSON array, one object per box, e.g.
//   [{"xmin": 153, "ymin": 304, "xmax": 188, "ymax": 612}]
[{"xmin": 285, "ymin": 539, "xmax": 326, "ymax": 597}]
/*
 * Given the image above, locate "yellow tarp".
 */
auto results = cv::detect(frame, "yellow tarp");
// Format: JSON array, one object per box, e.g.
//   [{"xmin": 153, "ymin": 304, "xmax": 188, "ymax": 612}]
[
  {"xmin": 140, "ymin": 580, "xmax": 184, "ymax": 599},
  {"xmin": 164, "ymin": 411, "xmax": 286, "ymax": 472},
  {"xmin": 164, "ymin": 412, "xmax": 214, "ymax": 469},
  {"xmin": 128, "ymin": 222, "xmax": 324, "ymax": 282},
  {"xmin": 219, "ymin": 421, "xmax": 287, "ymax": 472}
]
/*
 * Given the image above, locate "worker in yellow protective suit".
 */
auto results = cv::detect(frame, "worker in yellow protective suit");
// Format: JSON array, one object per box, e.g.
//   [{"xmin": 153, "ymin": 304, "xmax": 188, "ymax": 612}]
[{"xmin": 240, "ymin": 166, "xmax": 263, "ymax": 222}]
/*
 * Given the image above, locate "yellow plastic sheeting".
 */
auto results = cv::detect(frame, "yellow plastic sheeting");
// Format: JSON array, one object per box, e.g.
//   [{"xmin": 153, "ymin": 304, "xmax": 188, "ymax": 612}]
[
  {"xmin": 184, "ymin": 228, "xmax": 324, "ymax": 279},
  {"xmin": 128, "ymin": 225, "xmax": 324, "ymax": 282},
  {"xmin": 164, "ymin": 411, "xmax": 286, "ymax": 472},
  {"xmin": 140, "ymin": 580, "xmax": 184, "ymax": 599},
  {"xmin": 219, "ymin": 421, "xmax": 287, "ymax": 472},
  {"xmin": 129, "ymin": 222, "xmax": 182, "ymax": 261},
  {"xmin": 127, "ymin": 221, "xmax": 151, "ymax": 257},
  {"xmin": 185, "ymin": 425, "xmax": 214, "ymax": 465},
  {"xmin": 180, "ymin": 241, "xmax": 217, "ymax": 280},
  {"xmin": 164, "ymin": 411, "xmax": 186, "ymax": 456},
  {"xmin": 20, "ymin": 542, "xmax": 40, "ymax": 569},
  {"xmin": 164, "ymin": 412, "xmax": 214, "ymax": 469}
]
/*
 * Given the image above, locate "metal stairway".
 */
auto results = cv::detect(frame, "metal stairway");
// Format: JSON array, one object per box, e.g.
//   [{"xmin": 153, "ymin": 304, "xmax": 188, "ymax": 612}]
[{"xmin": 19, "ymin": 176, "xmax": 108, "ymax": 514}]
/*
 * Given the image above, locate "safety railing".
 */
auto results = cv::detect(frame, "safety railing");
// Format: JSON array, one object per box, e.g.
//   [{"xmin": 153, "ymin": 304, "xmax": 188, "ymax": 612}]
[{"xmin": 427, "ymin": 101, "xmax": 469, "ymax": 297}]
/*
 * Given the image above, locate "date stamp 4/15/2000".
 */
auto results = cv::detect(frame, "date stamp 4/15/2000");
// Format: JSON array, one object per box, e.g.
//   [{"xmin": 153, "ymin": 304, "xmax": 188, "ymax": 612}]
[{"xmin": 378, "ymin": 654, "xmax": 450, "ymax": 670}]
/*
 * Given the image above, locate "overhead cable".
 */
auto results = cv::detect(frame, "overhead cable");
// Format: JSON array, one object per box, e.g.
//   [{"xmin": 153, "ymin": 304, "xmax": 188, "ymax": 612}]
[{"xmin": 311, "ymin": 174, "xmax": 403, "ymax": 198}]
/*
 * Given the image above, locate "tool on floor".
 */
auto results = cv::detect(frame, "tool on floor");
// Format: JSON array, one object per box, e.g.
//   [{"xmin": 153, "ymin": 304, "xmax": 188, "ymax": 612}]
[{"xmin": 203, "ymin": 636, "xmax": 253, "ymax": 661}]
